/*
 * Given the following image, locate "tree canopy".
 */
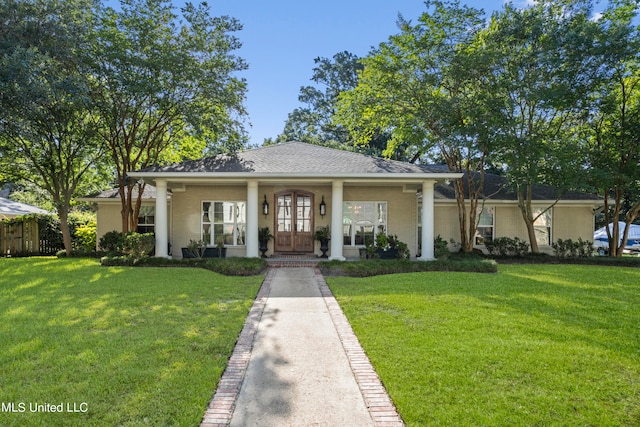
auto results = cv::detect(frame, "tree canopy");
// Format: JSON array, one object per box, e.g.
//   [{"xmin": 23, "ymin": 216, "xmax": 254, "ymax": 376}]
[
  {"xmin": 1, "ymin": 0, "xmax": 249, "ymax": 247},
  {"xmin": 332, "ymin": 0, "xmax": 639, "ymax": 254},
  {"xmin": 91, "ymin": 0, "xmax": 248, "ymax": 233},
  {"xmin": 0, "ymin": 0, "xmax": 105, "ymax": 254}
]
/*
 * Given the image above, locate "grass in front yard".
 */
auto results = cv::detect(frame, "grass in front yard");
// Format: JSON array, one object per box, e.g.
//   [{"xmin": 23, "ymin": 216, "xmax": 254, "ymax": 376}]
[
  {"xmin": 0, "ymin": 257, "xmax": 263, "ymax": 426},
  {"xmin": 327, "ymin": 264, "xmax": 640, "ymax": 426}
]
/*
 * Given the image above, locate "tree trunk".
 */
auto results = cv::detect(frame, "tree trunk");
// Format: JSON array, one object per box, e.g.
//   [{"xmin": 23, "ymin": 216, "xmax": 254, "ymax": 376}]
[
  {"xmin": 118, "ymin": 182, "xmax": 129, "ymax": 235},
  {"xmin": 454, "ymin": 178, "xmax": 469, "ymax": 251},
  {"xmin": 518, "ymin": 184, "xmax": 539, "ymax": 253},
  {"xmin": 56, "ymin": 205, "xmax": 73, "ymax": 256},
  {"xmin": 130, "ymin": 182, "xmax": 145, "ymax": 233},
  {"xmin": 604, "ymin": 188, "xmax": 624, "ymax": 257}
]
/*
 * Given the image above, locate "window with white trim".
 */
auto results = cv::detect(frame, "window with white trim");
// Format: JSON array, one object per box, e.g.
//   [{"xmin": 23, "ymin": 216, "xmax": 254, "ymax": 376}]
[
  {"xmin": 343, "ymin": 202, "xmax": 387, "ymax": 246},
  {"xmin": 137, "ymin": 206, "xmax": 155, "ymax": 234},
  {"xmin": 533, "ymin": 208, "xmax": 552, "ymax": 246},
  {"xmin": 201, "ymin": 201, "xmax": 246, "ymax": 246},
  {"xmin": 475, "ymin": 206, "xmax": 495, "ymax": 245}
]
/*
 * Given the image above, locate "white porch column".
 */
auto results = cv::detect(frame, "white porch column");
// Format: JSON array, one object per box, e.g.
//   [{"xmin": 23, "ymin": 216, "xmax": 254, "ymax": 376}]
[
  {"xmin": 155, "ymin": 179, "xmax": 169, "ymax": 258},
  {"xmin": 246, "ymin": 180, "xmax": 259, "ymax": 258},
  {"xmin": 418, "ymin": 180, "xmax": 436, "ymax": 261},
  {"xmin": 329, "ymin": 180, "xmax": 345, "ymax": 261}
]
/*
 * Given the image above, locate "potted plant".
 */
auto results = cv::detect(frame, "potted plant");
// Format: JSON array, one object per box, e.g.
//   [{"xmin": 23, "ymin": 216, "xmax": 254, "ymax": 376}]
[
  {"xmin": 182, "ymin": 239, "xmax": 207, "ymax": 259},
  {"xmin": 258, "ymin": 227, "xmax": 273, "ymax": 258},
  {"xmin": 374, "ymin": 233, "xmax": 400, "ymax": 259},
  {"xmin": 314, "ymin": 226, "xmax": 330, "ymax": 258},
  {"xmin": 214, "ymin": 235, "xmax": 226, "ymax": 258}
]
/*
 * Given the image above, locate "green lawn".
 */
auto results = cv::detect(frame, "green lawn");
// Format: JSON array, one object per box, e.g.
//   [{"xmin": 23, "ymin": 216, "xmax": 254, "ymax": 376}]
[
  {"xmin": 0, "ymin": 257, "xmax": 263, "ymax": 426},
  {"xmin": 327, "ymin": 264, "xmax": 640, "ymax": 426}
]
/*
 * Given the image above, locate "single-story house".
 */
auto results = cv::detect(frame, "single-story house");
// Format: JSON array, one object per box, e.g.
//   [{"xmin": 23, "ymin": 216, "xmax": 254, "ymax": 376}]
[{"xmin": 82, "ymin": 142, "xmax": 601, "ymax": 259}]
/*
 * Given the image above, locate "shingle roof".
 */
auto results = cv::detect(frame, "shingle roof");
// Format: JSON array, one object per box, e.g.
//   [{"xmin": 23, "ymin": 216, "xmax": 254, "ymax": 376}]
[
  {"xmin": 434, "ymin": 170, "xmax": 601, "ymax": 201},
  {"xmin": 80, "ymin": 185, "xmax": 165, "ymax": 200},
  {"xmin": 0, "ymin": 197, "xmax": 52, "ymax": 218},
  {"xmin": 140, "ymin": 141, "xmax": 447, "ymax": 175}
]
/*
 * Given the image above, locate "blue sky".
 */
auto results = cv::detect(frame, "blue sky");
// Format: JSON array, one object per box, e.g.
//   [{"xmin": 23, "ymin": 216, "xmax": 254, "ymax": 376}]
[
  {"xmin": 209, "ymin": 0, "xmax": 509, "ymax": 145},
  {"xmin": 107, "ymin": 1, "xmax": 516, "ymax": 144}
]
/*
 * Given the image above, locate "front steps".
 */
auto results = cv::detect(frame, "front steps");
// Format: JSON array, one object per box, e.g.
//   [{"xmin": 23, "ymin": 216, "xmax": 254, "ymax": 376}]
[{"xmin": 265, "ymin": 253, "xmax": 326, "ymax": 268}]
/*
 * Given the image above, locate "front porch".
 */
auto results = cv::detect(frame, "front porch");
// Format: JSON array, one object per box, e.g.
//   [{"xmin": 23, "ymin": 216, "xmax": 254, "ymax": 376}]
[{"xmin": 152, "ymin": 179, "xmax": 440, "ymax": 261}]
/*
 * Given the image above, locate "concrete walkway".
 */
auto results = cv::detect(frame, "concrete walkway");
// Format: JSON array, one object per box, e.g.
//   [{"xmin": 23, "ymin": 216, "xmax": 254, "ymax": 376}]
[{"xmin": 200, "ymin": 267, "xmax": 404, "ymax": 427}]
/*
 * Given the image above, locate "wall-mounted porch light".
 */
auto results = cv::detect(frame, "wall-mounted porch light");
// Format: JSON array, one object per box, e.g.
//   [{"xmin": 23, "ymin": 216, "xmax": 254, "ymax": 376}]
[
  {"xmin": 262, "ymin": 195, "xmax": 269, "ymax": 216},
  {"xmin": 319, "ymin": 195, "xmax": 326, "ymax": 217}
]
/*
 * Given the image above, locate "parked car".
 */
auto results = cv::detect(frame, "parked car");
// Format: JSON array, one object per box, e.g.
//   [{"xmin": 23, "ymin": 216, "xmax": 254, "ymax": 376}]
[{"xmin": 593, "ymin": 222, "xmax": 640, "ymax": 255}]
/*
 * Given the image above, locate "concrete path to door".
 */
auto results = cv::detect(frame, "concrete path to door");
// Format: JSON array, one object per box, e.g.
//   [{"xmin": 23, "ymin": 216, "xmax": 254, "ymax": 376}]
[{"xmin": 200, "ymin": 267, "xmax": 404, "ymax": 427}]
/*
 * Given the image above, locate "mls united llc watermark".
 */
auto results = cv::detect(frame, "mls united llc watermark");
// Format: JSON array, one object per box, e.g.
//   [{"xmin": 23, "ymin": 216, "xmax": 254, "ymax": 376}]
[{"xmin": 2, "ymin": 402, "xmax": 88, "ymax": 413}]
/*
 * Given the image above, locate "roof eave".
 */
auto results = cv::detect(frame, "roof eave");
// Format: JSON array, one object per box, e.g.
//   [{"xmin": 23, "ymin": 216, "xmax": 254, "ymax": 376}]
[{"xmin": 127, "ymin": 172, "xmax": 464, "ymax": 181}]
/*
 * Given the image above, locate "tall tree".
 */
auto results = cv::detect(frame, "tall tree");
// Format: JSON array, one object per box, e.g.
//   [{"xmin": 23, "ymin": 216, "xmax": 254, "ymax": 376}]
[
  {"xmin": 585, "ymin": 0, "xmax": 640, "ymax": 256},
  {"xmin": 481, "ymin": 0, "xmax": 599, "ymax": 252},
  {"xmin": 276, "ymin": 51, "xmax": 363, "ymax": 145},
  {"xmin": 0, "ymin": 0, "xmax": 104, "ymax": 254},
  {"xmin": 336, "ymin": 1, "xmax": 491, "ymax": 252},
  {"xmin": 91, "ymin": 0, "xmax": 248, "ymax": 233}
]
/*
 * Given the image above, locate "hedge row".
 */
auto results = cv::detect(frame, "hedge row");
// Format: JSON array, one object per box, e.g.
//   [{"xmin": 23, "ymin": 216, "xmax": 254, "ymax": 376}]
[
  {"xmin": 318, "ymin": 258, "xmax": 498, "ymax": 277},
  {"xmin": 100, "ymin": 256, "xmax": 268, "ymax": 276}
]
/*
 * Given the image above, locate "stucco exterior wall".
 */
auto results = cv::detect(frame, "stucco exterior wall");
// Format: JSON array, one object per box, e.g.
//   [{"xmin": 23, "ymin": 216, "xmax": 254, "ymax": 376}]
[
  {"xmin": 95, "ymin": 203, "xmax": 123, "ymax": 241},
  {"xmin": 343, "ymin": 185, "xmax": 418, "ymax": 259},
  {"xmin": 95, "ymin": 201, "xmax": 165, "ymax": 251},
  {"xmin": 433, "ymin": 204, "xmax": 460, "ymax": 250},
  {"xmin": 552, "ymin": 205, "xmax": 595, "ymax": 241},
  {"xmin": 433, "ymin": 202, "xmax": 596, "ymax": 254}
]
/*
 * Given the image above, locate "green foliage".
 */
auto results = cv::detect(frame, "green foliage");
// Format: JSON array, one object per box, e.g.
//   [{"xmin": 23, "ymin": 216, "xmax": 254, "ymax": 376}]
[
  {"xmin": 484, "ymin": 237, "xmax": 530, "ymax": 257},
  {"xmin": 277, "ymin": 51, "xmax": 369, "ymax": 149},
  {"xmin": 122, "ymin": 232, "xmax": 155, "ymax": 258},
  {"xmin": 92, "ymin": 0, "xmax": 248, "ymax": 232},
  {"xmin": 313, "ymin": 226, "xmax": 330, "ymax": 241},
  {"xmin": 318, "ymin": 259, "xmax": 497, "ymax": 277},
  {"xmin": 186, "ymin": 239, "xmax": 207, "ymax": 259},
  {"xmin": 0, "ymin": 0, "xmax": 106, "ymax": 253},
  {"xmin": 434, "ymin": 235, "xmax": 450, "ymax": 258},
  {"xmin": 203, "ymin": 257, "xmax": 267, "ymax": 276},
  {"xmin": 363, "ymin": 233, "xmax": 411, "ymax": 260},
  {"xmin": 100, "ymin": 255, "xmax": 267, "ymax": 276},
  {"xmin": 74, "ymin": 222, "xmax": 97, "ymax": 252},
  {"xmin": 335, "ymin": 0, "xmax": 639, "ymax": 253},
  {"xmin": 98, "ymin": 230, "xmax": 125, "ymax": 253},
  {"xmin": 552, "ymin": 238, "xmax": 594, "ymax": 258},
  {"xmin": 396, "ymin": 241, "xmax": 410, "ymax": 260},
  {"xmin": 374, "ymin": 233, "xmax": 388, "ymax": 248},
  {"xmin": 583, "ymin": 3, "xmax": 640, "ymax": 255},
  {"xmin": 258, "ymin": 227, "xmax": 274, "ymax": 241}
]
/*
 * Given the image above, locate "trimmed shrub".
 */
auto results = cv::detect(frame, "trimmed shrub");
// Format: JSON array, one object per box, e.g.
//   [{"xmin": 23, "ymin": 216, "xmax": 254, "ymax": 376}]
[
  {"xmin": 485, "ymin": 237, "xmax": 530, "ymax": 257},
  {"xmin": 434, "ymin": 235, "xmax": 450, "ymax": 258},
  {"xmin": 100, "ymin": 255, "xmax": 267, "ymax": 276},
  {"xmin": 318, "ymin": 259, "xmax": 498, "ymax": 277},
  {"xmin": 123, "ymin": 232, "xmax": 155, "ymax": 258},
  {"xmin": 552, "ymin": 238, "xmax": 594, "ymax": 258},
  {"xmin": 99, "ymin": 230, "xmax": 125, "ymax": 253},
  {"xmin": 74, "ymin": 223, "xmax": 97, "ymax": 252}
]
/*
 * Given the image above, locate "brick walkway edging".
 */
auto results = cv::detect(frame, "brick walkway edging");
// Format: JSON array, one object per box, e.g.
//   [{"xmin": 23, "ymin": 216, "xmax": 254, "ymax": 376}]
[
  {"xmin": 200, "ymin": 269, "xmax": 276, "ymax": 427},
  {"xmin": 315, "ymin": 268, "xmax": 405, "ymax": 427},
  {"xmin": 200, "ymin": 267, "xmax": 405, "ymax": 427}
]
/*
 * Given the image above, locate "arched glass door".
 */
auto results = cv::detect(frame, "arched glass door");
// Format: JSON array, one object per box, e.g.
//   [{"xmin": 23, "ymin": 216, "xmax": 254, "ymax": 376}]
[{"xmin": 274, "ymin": 191, "xmax": 314, "ymax": 253}]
